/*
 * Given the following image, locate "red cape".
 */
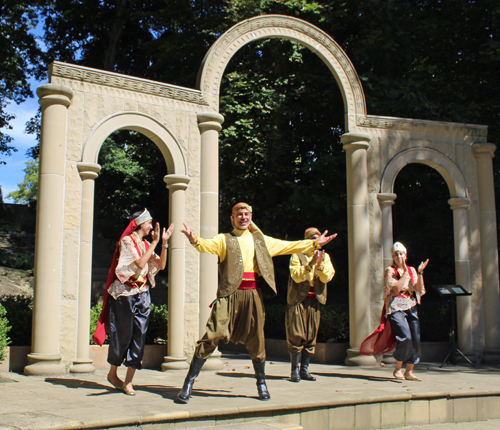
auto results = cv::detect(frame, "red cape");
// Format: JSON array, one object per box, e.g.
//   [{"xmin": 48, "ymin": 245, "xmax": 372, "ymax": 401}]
[{"xmin": 92, "ymin": 219, "xmax": 138, "ymax": 346}]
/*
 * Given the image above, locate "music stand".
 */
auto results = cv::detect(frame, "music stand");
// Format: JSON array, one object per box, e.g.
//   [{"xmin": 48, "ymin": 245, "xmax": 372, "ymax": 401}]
[{"xmin": 432, "ymin": 285, "xmax": 474, "ymax": 368}]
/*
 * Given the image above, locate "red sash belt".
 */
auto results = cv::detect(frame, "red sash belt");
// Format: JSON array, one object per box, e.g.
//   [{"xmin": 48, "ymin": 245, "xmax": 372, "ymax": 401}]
[
  {"xmin": 238, "ymin": 272, "xmax": 261, "ymax": 289},
  {"xmin": 307, "ymin": 285, "xmax": 316, "ymax": 299},
  {"xmin": 124, "ymin": 275, "xmax": 146, "ymax": 289}
]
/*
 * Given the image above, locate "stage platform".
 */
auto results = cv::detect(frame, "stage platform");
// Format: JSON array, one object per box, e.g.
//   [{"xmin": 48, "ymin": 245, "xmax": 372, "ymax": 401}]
[{"xmin": 1, "ymin": 353, "xmax": 500, "ymax": 430}]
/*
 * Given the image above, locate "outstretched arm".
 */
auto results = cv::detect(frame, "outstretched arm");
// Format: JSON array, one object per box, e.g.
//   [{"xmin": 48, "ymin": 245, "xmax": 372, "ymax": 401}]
[
  {"xmin": 317, "ymin": 231, "xmax": 338, "ymax": 247},
  {"xmin": 180, "ymin": 223, "xmax": 198, "ymax": 245}
]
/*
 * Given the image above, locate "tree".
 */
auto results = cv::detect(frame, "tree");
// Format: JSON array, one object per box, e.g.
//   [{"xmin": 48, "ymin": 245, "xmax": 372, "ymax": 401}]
[
  {"xmin": 0, "ymin": 2, "xmax": 46, "ymax": 164},
  {"xmin": 6, "ymin": 158, "xmax": 39, "ymax": 204}
]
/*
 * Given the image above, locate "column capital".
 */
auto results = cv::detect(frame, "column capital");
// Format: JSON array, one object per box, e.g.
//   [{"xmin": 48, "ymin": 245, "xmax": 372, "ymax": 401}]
[
  {"xmin": 448, "ymin": 197, "xmax": 471, "ymax": 211},
  {"xmin": 472, "ymin": 143, "xmax": 496, "ymax": 158},
  {"xmin": 164, "ymin": 174, "xmax": 191, "ymax": 190},
  {"xmin": 77, "ymin": 162, "xmax": 101, "ymax": 180},
  {"xmin": 341, "ymin": 132, "xmax": 371, "ymax": 151},
  {"xmin": 197, "ymin": 112, "xmax": 224, "ymax": 132},
  {"xmin": 377, "ymin": 193, "xmax": 397, "ymax": 206},
  {"xmin": 37, "ymin": 83, "xmax": 74, "ymax": 108}
]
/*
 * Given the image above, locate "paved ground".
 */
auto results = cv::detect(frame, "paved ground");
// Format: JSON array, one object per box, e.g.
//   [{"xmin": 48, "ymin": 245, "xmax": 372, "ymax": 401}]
[{"xmin": 1, "ymin": 353, "xmax": 500, "ymax": 430}]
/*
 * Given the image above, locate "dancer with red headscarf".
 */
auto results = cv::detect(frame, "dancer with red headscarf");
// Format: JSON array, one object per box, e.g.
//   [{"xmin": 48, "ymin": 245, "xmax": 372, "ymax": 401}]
[
  {"xmin": 93, "ymin": 209, "xmax": 173, "ymax": 395},
  {"xmin": 176, "ymin": 203, "xmax": 337, "ymax": 403}
]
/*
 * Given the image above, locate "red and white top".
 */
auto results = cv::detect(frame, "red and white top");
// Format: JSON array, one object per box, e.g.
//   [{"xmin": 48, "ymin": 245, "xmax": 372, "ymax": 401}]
[
  {"xmin": 107, "ymin": 231, "xmax": 160, "ymax": 299},
  {"xmin": 383, "ymin": 265, "xmax": 425, "ymax": 316}
]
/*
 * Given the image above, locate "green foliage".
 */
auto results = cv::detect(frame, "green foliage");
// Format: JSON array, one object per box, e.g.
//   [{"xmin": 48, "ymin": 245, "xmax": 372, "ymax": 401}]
[
  {"xmin": 0, "ymin": 303, "xmax": 11, "ymax": 362},
  {"xmin": 93, "ymin": 131, "xmax": 170, "ymax": 243},
  {"xmin": 89, "ymin": 301, "xmax": 168, "ymax": 345},
  {"xmin": 0, "ymin": 251, "xmax": 34, "ymax": 270},
  {"xmin": 0, "ymin": 2, "xmax": 47, "ymax": 164},
  {"xmin": 89, "ymin": 301, "xmax": 105, "ymax": 345},
  {"xmin": 0, "ymin": 295, "xmax": 32, "ymax": 346},
  {"xmin": 264, "ymin": 303, "xmax": 349, "ymax": 342},
  {"xmin": 6, "ymin": 159, "xmax": 39, "ymax": 204},
  {"xmin": 146, "ymin": 304, "xmax": 168, "ymax": 344},
  {"xmin": 317, "ymin": 304, "xmax": 349, "ymax": 343}
]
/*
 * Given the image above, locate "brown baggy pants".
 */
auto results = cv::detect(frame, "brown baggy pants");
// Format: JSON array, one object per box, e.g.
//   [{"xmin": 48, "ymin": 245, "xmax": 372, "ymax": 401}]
[
  {"xmin": 195, "ymin": 289, "xmax": 266, "ymax": 361},
  {"xmin": 285, "ymin": 297, "xmax": 321, "ymax": 355}
]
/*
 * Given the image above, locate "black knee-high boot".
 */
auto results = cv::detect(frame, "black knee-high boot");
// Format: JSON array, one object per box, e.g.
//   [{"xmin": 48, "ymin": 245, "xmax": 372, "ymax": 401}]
[
  {"xmin": 300, "ymin": 350, "xmax": 316, "ymax": 381},
  {"xmin": 252, "ymin": 360, "xmax": 271, "ymax": 401},
  {"xmin": 175, "ymin": 355, "xmax": 206, "ymax": 403},
  {"xmin": 290, "ymin": 353, "xmax": 301, "ymax": 382}
]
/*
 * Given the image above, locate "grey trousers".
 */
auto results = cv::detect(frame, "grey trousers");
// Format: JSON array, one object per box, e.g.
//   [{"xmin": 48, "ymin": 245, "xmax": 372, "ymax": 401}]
[
  {"xmin": 387, "ymin": 306, "xmax": 421, "ymax": 364},
  {"xmin": 107, "ymin": 290, "xmax": 151, "ymax": 369}
]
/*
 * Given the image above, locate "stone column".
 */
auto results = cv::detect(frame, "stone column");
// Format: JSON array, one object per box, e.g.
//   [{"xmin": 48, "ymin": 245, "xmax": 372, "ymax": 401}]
[
  {"xmin": 472, "ymin": 143, "xmax": 500, "ymax": 363},
  {"xmin": 69, "ymin": 162, "xmax": 101, "ymax": 373},
  {"xmin": 25, "ymin": 84, "xmax": 74, "ymax": 376},
  {"xmin": 342, "ymin": 132, "xmax": 376, "ymax": 366},
  {"xmin": 377, "ymin": 193, "xmax": 397, "ymax": 269},
  {"xmin": 197, "ymin": 112, "xmax": 224, "ymax": 370},
  {"xmin": 448, "ymin": 197, "xmax": 473, "ymax": 356},
  {"xmin": 162, "ymin": 174, "xmax": 191, "ymax": 370}
]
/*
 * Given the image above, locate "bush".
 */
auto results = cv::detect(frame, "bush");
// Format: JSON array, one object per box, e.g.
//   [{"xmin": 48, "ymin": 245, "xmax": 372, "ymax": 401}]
[
  {"xmin": 146, "ymin": 304, "xmax": 168, "ymax": 344},
  {"xmin": 89, "ymin": 301, "xmax": 105, "ymax": 345},
  {"xmin": 0, "ymin": 295, "xmax": 32, "ymax": 346},
  {"xmin": 264, "ymin": 303, "xmax": 350, "ymax": 342},
  {"xmin": 317, "ymin": 304, "xmax": 349, "ymax": 343},
  {"xmin": 89, "ymin": 301, "xmax": 168, "ymax": 345},
  {"xmin": 0, "ymin": 251, "xmax": 34, "ymax": 270},
  {"xmin": 0, "ymin": 303, "xmax": 11, "ymax": 362},
  {"xmin": 418, "ymin": 300, "xmax": 451, "ymax": 342}
]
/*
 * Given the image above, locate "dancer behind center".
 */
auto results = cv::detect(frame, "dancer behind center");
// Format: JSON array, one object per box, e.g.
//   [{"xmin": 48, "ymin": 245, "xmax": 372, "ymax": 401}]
[
  {"xmin": 286, "ymin": 227, "xmax": 336, "ymax": 383},
  {"xmin": 176, "ymin": 203, "xmax": 337, "ymax": 403}
]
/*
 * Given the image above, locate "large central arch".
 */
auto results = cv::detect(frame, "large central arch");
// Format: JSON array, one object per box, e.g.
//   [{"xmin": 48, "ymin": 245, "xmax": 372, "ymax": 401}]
[{"xmin": 197, "ymin": 14, "xmax": 366, "ymax": 131}]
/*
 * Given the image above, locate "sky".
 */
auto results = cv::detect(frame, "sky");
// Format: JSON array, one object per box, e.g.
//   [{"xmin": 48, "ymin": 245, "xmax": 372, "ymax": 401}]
[
  {"xmin": 1, "ymin": 15, "xmax": 45, "ymax": 204},
  {"xmin": 0, "ymin": 79, "xmax": 42, "ymax": 203}
]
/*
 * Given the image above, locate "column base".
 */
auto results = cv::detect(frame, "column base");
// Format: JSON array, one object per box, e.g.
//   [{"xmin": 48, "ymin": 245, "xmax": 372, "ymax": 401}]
[
  {"xmin": 382, "ymin": 353, "xmax": 396, "ymax": 364},
  {"xmin": 344, "ymin": 348, "xmax": 377, "ymax": 366},
  {"xmin": 24, "ymin": 353, "xmax": 65, "ymax": 375},
  {"xmin": 69, "ymin": 358, "xmax": 95, "ymax": 374},
  {"xmin": 482, "ymin": 348, "xmax": 500, "ymax": 364},
  {"xmin": 161, "ymin": 356, "xmax": 189, "ymax": 371},
  {"xmin": 202, "ymin": 350, "xmax": 224, "ymax": 371}
]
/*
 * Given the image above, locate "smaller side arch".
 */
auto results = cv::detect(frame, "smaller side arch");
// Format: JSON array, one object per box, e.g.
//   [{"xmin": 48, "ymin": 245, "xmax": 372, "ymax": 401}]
[
  {"xmin": 380, "ymin": 147, "xmax": 468, "ymax": 198},
  {"xmin": 81, "ymin": 112, "xmax": 188, "ymax": 176}
]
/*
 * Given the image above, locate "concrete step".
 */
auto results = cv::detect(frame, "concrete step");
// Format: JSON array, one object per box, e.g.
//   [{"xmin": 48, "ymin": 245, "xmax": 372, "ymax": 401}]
[
  {"xmin": 196, "ymin": 419, "xmax": 302, "ymax": 430},
  {"xmin": 388, "ymin": 419, "xmax": 500, "ymax": 429}
]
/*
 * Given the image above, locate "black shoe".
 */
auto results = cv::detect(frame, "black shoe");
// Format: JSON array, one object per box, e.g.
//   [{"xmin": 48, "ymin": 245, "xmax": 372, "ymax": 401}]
[
  {"xmin": 175, "ymin": 355, "xmax": 206, "ymax": 403},
  {"xmin": 300, "ymin": 350, "xmax": 316, "ymax": 381},
  {"xmin": 252, "ymin": 360, "xmax": 271, "ymax": 401},
  {"xmin": 290, "ymin": 353, "xmax": 301, "ymax": 382}
]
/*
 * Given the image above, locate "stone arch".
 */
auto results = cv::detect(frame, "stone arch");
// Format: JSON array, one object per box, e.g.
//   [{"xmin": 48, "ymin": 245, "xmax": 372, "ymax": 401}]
[
  {"xmin": 378, "ymin": 146, "xmax": 473, "ymax": 355},
  {"xmin": 81, "ymin": 111, "xmax": 188, "ymax": 176},
  {"xmin": 380, "ymin": 147, "xmax": 468, "ymax": 198},
  {"xmin": 197, "ymin": 14, "xmax": 366, "ymax": 130}
]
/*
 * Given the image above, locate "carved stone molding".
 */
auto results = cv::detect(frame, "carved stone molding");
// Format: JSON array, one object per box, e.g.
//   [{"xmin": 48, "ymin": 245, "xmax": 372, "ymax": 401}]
[
  {"xmin": 50, "ymin": 61, "xmax": 209, "ymax": 106},
  {"xmin": 358, "ymin": 115, "xmax": 488, "ymax": 137}
]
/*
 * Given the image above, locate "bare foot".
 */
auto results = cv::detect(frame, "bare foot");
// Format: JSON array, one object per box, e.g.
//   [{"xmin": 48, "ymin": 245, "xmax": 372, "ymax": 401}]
[{"xmin": 107, "ymin": 374, "xmax": 123, "ymax": 390}]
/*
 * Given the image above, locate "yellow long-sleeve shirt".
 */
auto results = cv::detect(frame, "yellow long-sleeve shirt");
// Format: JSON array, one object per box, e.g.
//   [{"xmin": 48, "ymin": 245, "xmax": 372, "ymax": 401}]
[
  {"xmin": 194, "ymin": 228, "xmax": 317, "ymax": 275},
  {"xmin": 289, "ymin": 252, "xmax": 335, "ymax": 286}
]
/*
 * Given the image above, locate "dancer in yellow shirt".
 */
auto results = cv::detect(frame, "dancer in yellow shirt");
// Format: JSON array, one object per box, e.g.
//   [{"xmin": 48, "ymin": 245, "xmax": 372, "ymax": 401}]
[{"xmin": 175, "ymin": 203, "xmax": 336, "ymax": 403}]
